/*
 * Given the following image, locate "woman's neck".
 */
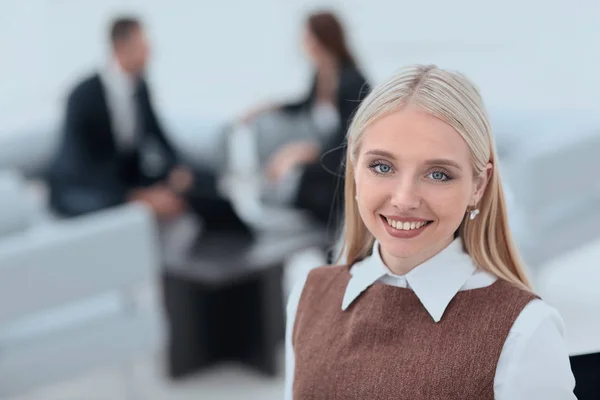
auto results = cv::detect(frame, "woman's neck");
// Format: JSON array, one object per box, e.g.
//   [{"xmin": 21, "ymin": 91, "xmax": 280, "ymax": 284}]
[
  {"xmin": 315, "ymin": 59, "xmax": 339, "ymax": 104},
  {"xmin": 315, "ymin": 54, "xmax": 339, "ymax": 72}
]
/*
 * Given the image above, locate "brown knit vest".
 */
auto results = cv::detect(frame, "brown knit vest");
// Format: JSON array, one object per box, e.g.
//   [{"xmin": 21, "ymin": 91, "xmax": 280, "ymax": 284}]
[{"xmin": 292, "ymin": 265, "xmax": 538, "ymax": 399}]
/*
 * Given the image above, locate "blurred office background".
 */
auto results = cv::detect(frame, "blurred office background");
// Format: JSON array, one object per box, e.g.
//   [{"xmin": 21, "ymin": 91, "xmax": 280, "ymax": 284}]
[{"xmin": 0, "ymin": 0, "xmax": 599, "ymax": 399}]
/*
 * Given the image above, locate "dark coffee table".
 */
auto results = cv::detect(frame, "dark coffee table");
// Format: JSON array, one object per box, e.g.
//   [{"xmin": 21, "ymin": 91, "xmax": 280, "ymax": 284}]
[{"xmin": 161, "ymin": 227, "xmax": 326, "ymax": 379}]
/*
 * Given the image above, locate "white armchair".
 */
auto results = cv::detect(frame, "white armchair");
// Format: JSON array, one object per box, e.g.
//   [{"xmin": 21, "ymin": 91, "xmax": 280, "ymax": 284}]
[{"xmin": 0, "ymin": 171, "xmax": 165, "ymax": 398}]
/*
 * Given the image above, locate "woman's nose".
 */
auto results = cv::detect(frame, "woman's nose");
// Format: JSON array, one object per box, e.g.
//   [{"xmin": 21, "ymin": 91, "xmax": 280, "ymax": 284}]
[{"xmin": 390, "ymin": 179, "xmax": 421, "ymax": 211}]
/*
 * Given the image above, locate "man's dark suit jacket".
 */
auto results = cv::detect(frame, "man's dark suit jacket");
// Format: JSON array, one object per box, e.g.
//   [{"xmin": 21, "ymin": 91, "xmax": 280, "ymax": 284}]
[{"xmin": 47, "ymin": 74, "xmax": 179, "ymax": 217}]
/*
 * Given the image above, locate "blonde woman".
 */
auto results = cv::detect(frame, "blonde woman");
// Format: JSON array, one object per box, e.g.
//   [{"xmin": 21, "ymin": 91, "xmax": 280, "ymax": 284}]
[{"xmin": 284, "ymin": 65, "xmax": 576, "ymax": 399}]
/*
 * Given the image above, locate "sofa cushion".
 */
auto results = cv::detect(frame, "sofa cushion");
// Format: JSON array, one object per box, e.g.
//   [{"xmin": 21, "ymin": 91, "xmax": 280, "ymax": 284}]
[{"xmin": 0, "ymin": 171, "xmax": 35, "ymax": 237}]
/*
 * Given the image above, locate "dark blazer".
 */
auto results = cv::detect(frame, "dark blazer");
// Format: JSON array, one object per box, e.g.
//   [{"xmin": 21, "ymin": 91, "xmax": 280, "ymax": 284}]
[
  {"xmin": 47, "ymin": 74, "xmax": 178, "ymax": 217},
  {"xmin": 281, "ymin": 64, "xmax": 371, "ymax": 225}
]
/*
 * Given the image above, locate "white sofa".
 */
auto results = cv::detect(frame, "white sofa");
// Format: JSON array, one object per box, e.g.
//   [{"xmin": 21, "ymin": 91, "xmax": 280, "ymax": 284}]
[
  {"xmin": 495, "ymin": 110, "xmax": 600, "ymax": 270},
  {"xmin": 535, "ymin": 237, "xmax": 600, "ymax": 358},
  {"xmin": 0, "ymin": 170, "xmax": 165, "ymax": 398}
]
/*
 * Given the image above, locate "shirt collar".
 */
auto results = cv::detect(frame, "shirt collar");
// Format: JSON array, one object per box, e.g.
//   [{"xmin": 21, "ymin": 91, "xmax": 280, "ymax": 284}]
[
  {"xmin": 101, "ymin": 58, "xmax": 137, "ymax": 96},
  {"xmin": 341, "ymin": 238, "xmax": 477, "ymax": 322}
]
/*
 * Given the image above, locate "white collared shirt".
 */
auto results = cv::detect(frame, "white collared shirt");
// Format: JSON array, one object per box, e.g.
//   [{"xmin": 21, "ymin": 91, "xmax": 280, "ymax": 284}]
[
  {"xmin": 99, "ymin": 59, "xmax": 138, "ymax": 150},
  {"xmin": 284, "ymin": 239, "xmax": 576, "ymax": 399}
]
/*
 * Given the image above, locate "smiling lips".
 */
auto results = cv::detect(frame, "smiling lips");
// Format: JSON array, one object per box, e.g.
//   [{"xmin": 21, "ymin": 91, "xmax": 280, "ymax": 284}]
[
  {"xmin": 384, "ymin": 216, "xmax": 431, "ymax": 230},
  {"xmin": 381, "ymin": 215, "xmax": 432, "ymax": 238}
]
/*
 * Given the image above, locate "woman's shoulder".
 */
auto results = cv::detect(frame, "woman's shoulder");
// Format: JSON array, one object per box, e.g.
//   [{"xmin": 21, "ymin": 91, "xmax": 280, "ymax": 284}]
[
  {"xmin": 308, "ymin": 263, "xmax": 349, "ymax": 278},
  {"xmin": 287, "ymin": 264, "xmax": 348, "ymax": 296},
  {"xmin": 510, "ymin": 297, "xmax": 566, "ymax": 337},
  {"xmin": 292, "ymin": 264, "xmax": 349, "ymax": 295},
  {"xmin": 468, "ymin": 278, "xmax": 559, "ymax": 334},
  {"xmin": 286, "ymin": 264, "xmax": 349, "ymax": 315}
]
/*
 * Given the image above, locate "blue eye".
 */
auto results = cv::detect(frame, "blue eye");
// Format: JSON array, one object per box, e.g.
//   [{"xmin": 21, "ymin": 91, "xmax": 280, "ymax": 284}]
[
  {"xmin": 369, "ymin": 162, "xmax": 392, "ymax": 175},
  {"xmin": 429, "ymin": 170, "xmax": 451, "ymax": 181},
  {"xmin": 376, "ymin": 164, "xmax": 392, "ymax": 174}
]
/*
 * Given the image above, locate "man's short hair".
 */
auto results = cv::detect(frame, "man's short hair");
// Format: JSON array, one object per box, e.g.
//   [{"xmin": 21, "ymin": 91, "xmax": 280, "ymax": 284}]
[{"xmin": 110, "ymin": 17, "xmax": 141, "ymax": 45}]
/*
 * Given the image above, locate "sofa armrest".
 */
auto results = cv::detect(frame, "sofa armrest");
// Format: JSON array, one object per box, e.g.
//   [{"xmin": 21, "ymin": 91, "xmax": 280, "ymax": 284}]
[{"xmin": 0, "ymin": 203, "xmax": 160, "ymax": 325}]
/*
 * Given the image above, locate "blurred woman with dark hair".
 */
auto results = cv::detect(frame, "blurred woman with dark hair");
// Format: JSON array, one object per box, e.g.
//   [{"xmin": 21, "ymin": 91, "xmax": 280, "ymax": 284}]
[{"xmin": 235, "ymin": 11, "xmax": 370, "ymax": 226}]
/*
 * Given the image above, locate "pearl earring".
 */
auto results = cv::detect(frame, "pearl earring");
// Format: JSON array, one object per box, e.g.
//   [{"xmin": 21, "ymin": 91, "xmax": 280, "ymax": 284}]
[
  {"xmin": 469, "ymin": 208, "xmax": 480, "ymax": 220},
  {"xmin": 355, "ymin": 195, "xmax": 358, "ymax": 201}
]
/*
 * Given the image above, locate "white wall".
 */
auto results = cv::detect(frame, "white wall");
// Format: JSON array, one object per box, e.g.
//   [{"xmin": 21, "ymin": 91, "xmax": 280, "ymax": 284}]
[{"xmin": 1, "ymin": 0, "xmax": 599, "ymax": 137}]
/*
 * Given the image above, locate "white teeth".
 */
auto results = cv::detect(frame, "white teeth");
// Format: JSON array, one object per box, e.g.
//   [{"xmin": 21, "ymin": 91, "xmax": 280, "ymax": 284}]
[{"xmin": 385, "ymin": 218, "xmax": 429, "ymax": 231}]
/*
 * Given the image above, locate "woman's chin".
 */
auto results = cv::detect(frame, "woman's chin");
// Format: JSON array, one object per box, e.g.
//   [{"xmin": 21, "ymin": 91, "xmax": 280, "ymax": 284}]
[{"xmin": 377, "ymin": 238, "xmax": 424, "ymax": 260}]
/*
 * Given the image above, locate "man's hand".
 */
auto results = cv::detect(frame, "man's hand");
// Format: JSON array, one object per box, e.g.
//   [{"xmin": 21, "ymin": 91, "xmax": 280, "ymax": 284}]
[
  {"xmin": 265, "ymin": 141, "xmax": 320, "ymax": 182},
  {"xmin": 168, "ymin": 166, "xmax": 194, "ymax": 194},
  {"xmin": 129, "ymin": 185, "xmax": 186, "ymax": 221}
]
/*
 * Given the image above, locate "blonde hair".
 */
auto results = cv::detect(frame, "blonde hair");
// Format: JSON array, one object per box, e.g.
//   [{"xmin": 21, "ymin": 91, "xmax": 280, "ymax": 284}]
[{"xmin": 340, "ymin": 64, "xmax": 532, "ymax": 291}]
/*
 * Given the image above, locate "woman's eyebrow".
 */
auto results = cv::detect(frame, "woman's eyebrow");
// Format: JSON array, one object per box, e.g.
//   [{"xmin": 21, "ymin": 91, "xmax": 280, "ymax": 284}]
[
  {"xmin": 364, "ymin": 150, "xmax": 463, "ymax": 171},
  {"xmin": 364, "ymin": 149, "xmax": 396, "ymax": 159},
  {"xmin": 423, "ymin": 159, "xmax": 463, "ymax": 171}
]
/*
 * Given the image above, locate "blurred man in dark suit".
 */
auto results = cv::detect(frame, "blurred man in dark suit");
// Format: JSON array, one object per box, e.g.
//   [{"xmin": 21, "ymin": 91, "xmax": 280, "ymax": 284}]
[{"xmin": 48, "ymin": 17, "xmax": 194, "ymax": 220}]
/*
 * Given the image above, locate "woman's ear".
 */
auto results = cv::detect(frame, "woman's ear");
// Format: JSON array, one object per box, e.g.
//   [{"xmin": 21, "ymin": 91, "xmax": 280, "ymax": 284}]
[{"xmin": 472, "ymin": 162, "xmax": 493, "ymax": 205}]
